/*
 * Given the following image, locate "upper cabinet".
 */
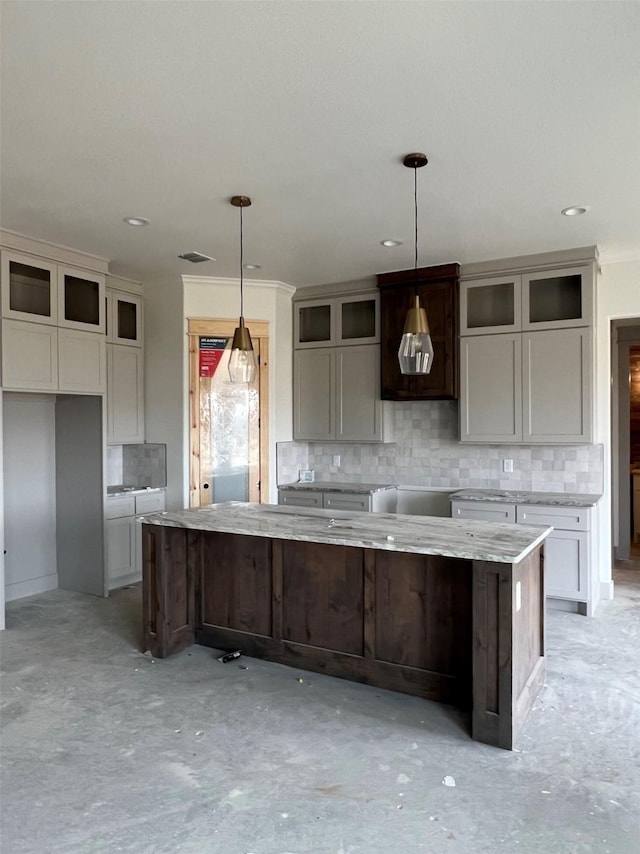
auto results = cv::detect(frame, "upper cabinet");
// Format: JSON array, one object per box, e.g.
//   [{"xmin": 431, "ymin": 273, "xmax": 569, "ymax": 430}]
[
  {"xmin": 1, "ymin": 251, "xmax": 105, "ymax": 333},
  {"xmin": 294, "ymin": 293, "xmax": 379, "ymax": 348},
  {"xmin": 460, "ymin": 264, "xmax": 594, "ymax": 336},
  {"xmin": 107, "ymin": 290, "xmax": 143, "ymax": 346},
  {"xmin": 459, "ymin": 249, "xmax": 598, "ymax": 445},
  {"xmin": 376, "ymin": 263, "xmax": 460, "ymax": 400}
]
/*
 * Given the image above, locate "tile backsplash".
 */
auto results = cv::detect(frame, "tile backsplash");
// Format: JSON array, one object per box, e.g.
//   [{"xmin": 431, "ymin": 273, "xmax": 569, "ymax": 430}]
[
  {"xmin": 106, "ymin": 443, "xmax": 167, "ymax": 489},
  {"xmin": 277, "ymin": 401, "xmax": 603, "ymax": 494}
]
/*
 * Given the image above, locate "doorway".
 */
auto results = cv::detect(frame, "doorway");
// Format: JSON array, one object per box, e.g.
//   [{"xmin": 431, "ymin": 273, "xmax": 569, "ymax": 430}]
[
  {"xmin": 188, "ymin": 318, "xmax": 269, "ymax": 508},
  {"xmin": 612, "ymin": 320, "xmax": 640, "ymax": 564}
]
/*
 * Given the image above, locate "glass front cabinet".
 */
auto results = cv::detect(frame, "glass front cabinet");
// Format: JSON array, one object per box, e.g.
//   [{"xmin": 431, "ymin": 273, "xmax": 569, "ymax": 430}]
[
  {"xmin": 294, "ymin": 293, "xmax": 379, "ymax": 348},
  {"xmin": 460, "ymin": 265, "xmax": 594, "ymax": 335}
]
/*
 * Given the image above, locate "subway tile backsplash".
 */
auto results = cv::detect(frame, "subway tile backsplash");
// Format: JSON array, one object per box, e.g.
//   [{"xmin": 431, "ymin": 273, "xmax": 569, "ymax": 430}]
[
  {"xmin": 107, "ymin": 443, "xmax": 167, "ymax": 489},
  {"xmin": 277, "ymin": 401, "xmax": 603, "ymax": 494}
]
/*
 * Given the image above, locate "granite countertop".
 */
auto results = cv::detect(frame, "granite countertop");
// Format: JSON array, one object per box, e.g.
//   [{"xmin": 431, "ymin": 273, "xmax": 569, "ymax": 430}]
[
  {"xmin": 450, "ymin": 489, "xmax": 602, "ymax": 508},
  {"xmin": 140, "ymin": 501, "xmax": 551, "ymax": 564},
  {"xmin": 278, "ymin": 481, "xmax": 397, "ymax": 494},
  {"xmin": 107, "ymin": 486, "xmax": 167, "ymax": 497}
]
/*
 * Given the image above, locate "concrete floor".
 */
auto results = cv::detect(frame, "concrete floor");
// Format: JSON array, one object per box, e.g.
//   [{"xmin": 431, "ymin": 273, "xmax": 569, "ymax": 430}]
[{"xmin": 1, "ymin": 572, "xmax": 639, "ymax": 854}]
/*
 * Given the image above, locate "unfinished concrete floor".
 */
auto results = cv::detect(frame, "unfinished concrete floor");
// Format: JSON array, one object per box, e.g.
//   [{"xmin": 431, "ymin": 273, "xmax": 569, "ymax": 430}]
[{"xmin": 1, "ymin": 571, "xmax": 639, "ymax": 854}]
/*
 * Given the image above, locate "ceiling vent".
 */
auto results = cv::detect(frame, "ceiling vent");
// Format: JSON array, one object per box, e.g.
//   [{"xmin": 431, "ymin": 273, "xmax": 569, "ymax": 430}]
[{"xmin": 178, "ymin": 251, "xmax": 215, "ymax": 263}]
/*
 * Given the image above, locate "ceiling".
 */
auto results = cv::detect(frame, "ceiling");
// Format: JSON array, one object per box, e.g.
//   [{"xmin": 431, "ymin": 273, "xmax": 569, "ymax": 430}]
[{"xmin": 1, "ymin": 1, "xmax": 639, "ymax": 288}]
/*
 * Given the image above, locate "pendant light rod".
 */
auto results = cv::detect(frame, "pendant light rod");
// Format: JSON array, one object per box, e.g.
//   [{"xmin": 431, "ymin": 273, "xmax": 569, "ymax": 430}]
[
  {"xmin": 230, "ymin": 195, "xmax": 251, "ymax": 318},
  {"xmin": 229, "ymin": 195, "xmax": 257, "ymax": 384}
]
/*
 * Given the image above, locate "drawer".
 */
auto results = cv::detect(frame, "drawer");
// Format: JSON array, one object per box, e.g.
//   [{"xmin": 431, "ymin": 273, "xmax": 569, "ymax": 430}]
[
  {"xmin": 516, "ymin": 505, "xmax": 589, "ymax": 531},
  {"xmin": 323, "ymin": 493, "xmax": 370, "ymax": 512},
  {"xmin": 278, "ymin": 490, "xmax": 323, "ymax": 509},
  {"xmin": 135, "ymin": 491, "xmax": 166, "ymax": 515},
  {"xmin": 106, "ymin": 495, "xmax": 136, "ymax": 519},
  {"xmin": 450, "ymin": 500, "xmax": 516, "ymax": 523}
]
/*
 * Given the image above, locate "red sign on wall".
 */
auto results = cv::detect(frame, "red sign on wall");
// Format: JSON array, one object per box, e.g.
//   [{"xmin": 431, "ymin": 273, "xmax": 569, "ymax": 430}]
[{"xmin": 199, "ymin": 337, "xmax": 228, "ymax": 378}]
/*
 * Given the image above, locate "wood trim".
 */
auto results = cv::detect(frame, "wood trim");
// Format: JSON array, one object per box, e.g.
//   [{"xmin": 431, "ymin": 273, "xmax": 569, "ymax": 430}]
[
  {"xmin": 363, "ymin": 550, "xmax": 376, "ymax": 659},
  {"xmin": 376, "ymin": 263, "xmax": 460, "ymax": 288},
  {"xmin": 188, "ymin": 317, "xmax": 270, "ymax": 337},
  {"xmin": 188, "ymin": 319, "xmax": 270, "ymax": 506}
]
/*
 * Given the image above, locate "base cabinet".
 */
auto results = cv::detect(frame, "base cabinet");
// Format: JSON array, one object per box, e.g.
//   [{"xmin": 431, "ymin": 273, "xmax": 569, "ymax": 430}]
[
  {"xmin": 451, "ymin": 499, "xmax": 595, "ymax": 614},
  {"xmin": 106, "ymin": 491, "xmax": 165, "ymax": 589},
  {"xmin": 278, "ymin": 487, "xmax": 397, "ymax": 513}
]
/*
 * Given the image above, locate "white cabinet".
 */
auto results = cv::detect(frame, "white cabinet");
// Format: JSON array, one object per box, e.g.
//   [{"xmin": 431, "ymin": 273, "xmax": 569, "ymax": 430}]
[
  {"xmin": 460, "ymin": 264, "xmax": 594, "ymax": 335},
  {"xmin": 106, "ymin": 491, "xmax": 165, "ymax": 589},
  {"xmin": 1, "ymin": 252, "xmax": 58, "ymax": 325},
  {"xmin": 294, "ymin": 293, "xmax": 379, "ymax": 348},
  {"xmin": 107, "ymin": 344, "xmax": 144, "ymax": 443},
  {"xmin": 451, "ymin": 498, "xmax": 595, "ymax": 614},
  {"xmin": 293, "ymin": 344, "xmax": 392, "ymax": 442},
  {"xmin": 107, "ymin": 290, "xmax": 142, "ymax": 345},
  {"xmin": 278, "ymin": 487, "xmax": 397, "ymax": 513},
  {"xmin": 56, "ymin": 264, "xmax": 106, "ymax": 333},
  {"xmin": 1, "ymin": 319, "xmax": 106, "ymax": 393},
  {"xmin": 460, "ymin": 328, "xmax": 593, "ymax": 444}
]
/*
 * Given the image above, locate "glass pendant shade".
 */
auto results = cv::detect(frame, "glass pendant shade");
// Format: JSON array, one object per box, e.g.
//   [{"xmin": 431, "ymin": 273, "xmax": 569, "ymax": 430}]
[
  {"xmin": 398, "ymin": 294, "xmax": 434, "ymax": 375},
  {"xmin": 228, "ymin": 317, "xmax": 257, "ymax": 383}
]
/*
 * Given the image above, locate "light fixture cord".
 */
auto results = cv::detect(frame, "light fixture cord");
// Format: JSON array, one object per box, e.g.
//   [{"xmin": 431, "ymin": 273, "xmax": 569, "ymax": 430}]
[
  {"xmin": 413, "ymin": 165, "xmax": 418, "ymax": 297},
  {"xmin": 240, "ymin": 204, "xmax": 244, "ymax": 319}
]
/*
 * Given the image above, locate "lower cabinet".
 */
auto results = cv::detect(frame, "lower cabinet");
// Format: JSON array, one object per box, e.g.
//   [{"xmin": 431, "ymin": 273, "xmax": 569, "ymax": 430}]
[
  {"xmin": 278, "ymin": 488, "xmax": 397, "ymax": 513},
  {"xmin": 1, "ymin": 319, "xmax": 106, "ymax": 393},
  {"xmin": 451, "ymin": 499, "xmax": 595, "ymax": 614},
  {"xmin": 106, "ymin": 490, "xmax": 165, "ymax": 590}
]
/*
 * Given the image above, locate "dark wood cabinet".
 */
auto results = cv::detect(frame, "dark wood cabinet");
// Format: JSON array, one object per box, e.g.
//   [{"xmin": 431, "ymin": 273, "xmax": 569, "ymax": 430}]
[{"xmin": 377, "ymin": 263, "xmax": 459, "ymax": 400}]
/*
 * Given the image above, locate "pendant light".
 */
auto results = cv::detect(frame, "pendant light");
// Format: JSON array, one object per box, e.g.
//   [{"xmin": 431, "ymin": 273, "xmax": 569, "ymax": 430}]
[
  {"xmin": 398, "ymin": 153, "xmax": 434, "ymax": 376},
  {"xmin": 229, "ymin": 195, "xmax": 258, "ymax": 384}
]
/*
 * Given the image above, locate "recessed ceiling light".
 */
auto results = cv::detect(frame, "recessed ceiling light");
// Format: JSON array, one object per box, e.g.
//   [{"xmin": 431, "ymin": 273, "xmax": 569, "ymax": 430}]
[
  {"xmin": 123, "ymin": 216, "xmax": 150, "ymax": 226},
  {"xmin": 561, "ymin": 206, "xmax": 589, "ymax": 217},
  {"xmin": 243, "ymin": 264, "xmax": 261, "ymax": 270},
  {"xmin": 381, "ymin": 239, "xmax": 403, "ymax": 247}
]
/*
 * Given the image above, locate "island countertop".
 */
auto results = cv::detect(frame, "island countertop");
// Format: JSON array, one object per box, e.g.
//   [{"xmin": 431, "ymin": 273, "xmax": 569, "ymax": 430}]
[{"xmin": 141, "ymin": 501, "xmax": 551, "ymax": 564}]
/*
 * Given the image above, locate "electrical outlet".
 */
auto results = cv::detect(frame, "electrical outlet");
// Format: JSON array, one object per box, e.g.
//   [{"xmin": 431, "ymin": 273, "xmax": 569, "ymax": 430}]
[
  {"xmin": 332, "ymin": 455, "xmax": 341, "ymax": 467},
  {"xmin": 503, "ymin": 459, "xmax": 514, "ymax": 473}
]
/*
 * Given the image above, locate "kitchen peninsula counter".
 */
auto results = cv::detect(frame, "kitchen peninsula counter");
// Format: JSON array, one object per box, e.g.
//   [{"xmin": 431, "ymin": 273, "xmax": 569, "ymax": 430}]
[{"xmin": 141, "ymin": 502, "xmax": 551, "ymax": 750}]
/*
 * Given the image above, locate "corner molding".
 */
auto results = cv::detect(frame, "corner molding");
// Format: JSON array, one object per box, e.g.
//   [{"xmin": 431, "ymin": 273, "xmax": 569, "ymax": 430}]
[{"xmin": 181, "ymin": 275, "xmax": 296, "ymax": 297}]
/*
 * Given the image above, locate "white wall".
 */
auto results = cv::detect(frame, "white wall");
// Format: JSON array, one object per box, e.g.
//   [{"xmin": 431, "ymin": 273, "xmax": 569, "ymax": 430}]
[
  {"xmin": 3, "ymin": 393, "xmax": 58, "ymax": 601},
  {"xmin": 596, "ymin": 259, "xmax": 640, "ymax": 596},
  {"xmin": 183, "ymin": 276, "xmax": 295, "ymax": 504},
  {"xmin": 144, "ymin": 276, "xmax": 185, "ymax": 511},
  {"xmin": 0, "ymin": 392, "xmax": 4, "ymax": 628}
]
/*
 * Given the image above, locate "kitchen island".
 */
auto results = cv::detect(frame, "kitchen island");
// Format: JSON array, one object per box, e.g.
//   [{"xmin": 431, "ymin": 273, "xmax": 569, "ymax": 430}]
[{"xmin": 141, "ymin": 502, "xmax": 551, "ymax": 749}]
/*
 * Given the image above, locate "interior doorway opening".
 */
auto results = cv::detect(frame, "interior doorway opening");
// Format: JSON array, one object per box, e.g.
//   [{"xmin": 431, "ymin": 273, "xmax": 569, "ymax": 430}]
[
  {"xmin": 612, "ymin": 320, "xmax": 640, "ymax": 565},
  {"xmin": 188, "ymin": 318, "xmax": 269, "ymax": 509}
]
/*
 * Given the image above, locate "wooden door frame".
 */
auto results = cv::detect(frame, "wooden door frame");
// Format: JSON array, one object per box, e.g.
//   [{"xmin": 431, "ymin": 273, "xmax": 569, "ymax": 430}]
[{"xmin": 188, "ymin": 318, "xmax": 269, "ymax": 508}]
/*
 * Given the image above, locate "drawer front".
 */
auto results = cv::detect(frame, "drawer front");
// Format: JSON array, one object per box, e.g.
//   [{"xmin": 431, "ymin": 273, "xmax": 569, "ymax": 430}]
[
  {"xmin": 106, "ymin": 495, "xmax": 136, "ymax": 519},
  {"xmin": 450, "ymin": 500, "xmax": 516, "ymax": 523},
  {"xmin": 278, "ymin": 490, "xmax": 323, "ymax": 509},
  {"xmin": 135, "ymin": 491, "xmax": 166, "ymax": 515},
  {"xmin": 516, "ymin": 505, "xmax": 589, "ymax": 531},
  {"xmin": 323, "ymin": 493, "xmax": 370, "ymax": 512}
]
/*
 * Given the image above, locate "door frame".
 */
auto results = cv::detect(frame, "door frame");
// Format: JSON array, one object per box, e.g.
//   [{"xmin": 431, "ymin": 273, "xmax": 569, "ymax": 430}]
[{"xmin": 187, "ymin": 318, "xmax": 269, "ymax": 508}]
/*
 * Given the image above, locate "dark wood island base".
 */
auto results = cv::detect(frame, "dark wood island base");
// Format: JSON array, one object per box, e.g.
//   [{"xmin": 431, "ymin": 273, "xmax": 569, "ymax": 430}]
[{"xmin": 142, "ymin": 519, "xmax": 546, "ymax": 750}]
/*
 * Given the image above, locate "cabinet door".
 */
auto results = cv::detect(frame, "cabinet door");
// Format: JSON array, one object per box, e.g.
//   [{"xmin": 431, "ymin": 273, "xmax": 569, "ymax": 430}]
[
  {"xmin": 336, "ymin": 294, "xmax": 379, "ymax": 345},
  {"xmin": 294, "ymin": 299, "xmax": 335, "ymax": 348},
  {"xmin": 543, "ymin": 529, "xmax": 588, "ymax": 601},
  {"xmin": 278, "ymin": 489, "xmax": 323, "ymax": 508},
  {"xmin": 451, "ymin": 500, "xmax": 516, "ymax": 523},
  {"xmin": 107, "ymin": 291, "xmax": 143, "ymax": 345},
  {"xmin": 106, "ymin": 516, "xmax": 137, "ymax": 586},
  {"xmin": 107, "ymin": 344, "xmax": 144, "ymax": 443},
  {"xmin": 460, "ymin": 275, "xmax": 521, "ymax": 336},
  {"xmin": 336, "ymin": 344, "xmax": 383, "ymax": 442},
  {"xmin": 293, "ymin": 348, "xmax": 335, "ymax": 440},
  {"xmin": 1, "ymin": 252, "xmax": 58, "ymax": 325},
  {"xmin": 323, "ymin": 493, "xmax": 371, "ymax": 512},
  {"xmin": 1, "ymin": 319, "xmax": 58, "ymax": 390},
  {"xmin": 58, "ymin": 328, "xmax": 106, "ymax": 393},
  {"xmin": 522, "ymin": 266, "xmax": 594, "ymax": 331},
  {"xmin": 57, "ymin": 266, "xmax": 106, "ymax": 333},
  {"xmin": 459, "ymin": 334, "xmax": 522, "ymax": 443},
  {"xmin": 522, "ymin": 329, "xmax": 592, "ymax": 444}
]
